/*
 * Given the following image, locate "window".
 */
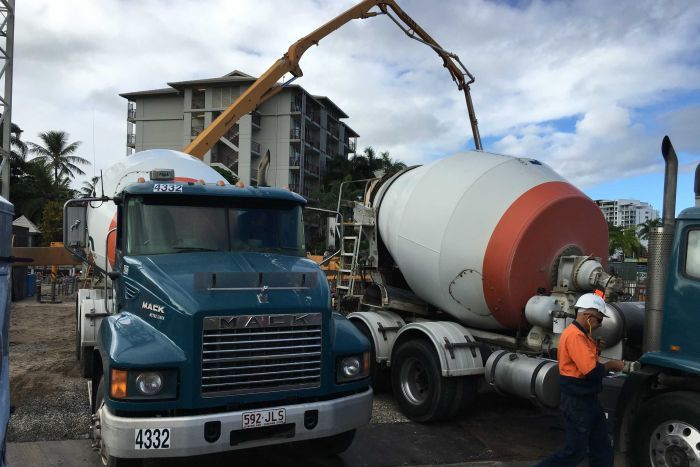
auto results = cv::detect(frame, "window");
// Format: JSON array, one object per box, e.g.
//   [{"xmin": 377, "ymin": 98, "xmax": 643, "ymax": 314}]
[
  {"xmin": 685, "ymin": 230, "xmax": 700, "ymax": 278},
  {"xmin": 126, "ymin": 196, "xmax": 305, "ymax": 257},
  {"xmin": 192, "ymin": 89, "xmax": 205, "ymax": 110}
]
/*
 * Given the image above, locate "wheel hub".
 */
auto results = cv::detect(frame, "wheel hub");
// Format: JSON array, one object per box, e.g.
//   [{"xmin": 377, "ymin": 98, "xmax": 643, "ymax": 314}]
[
  {"xmin": 650, "ymin": 420, "xmax": 700, "ymax": 467},
  {"xmin": 400, "ymin": 356, "xmax": 430, "ymax": 405},
  {"xmin": 91, "ymin": 403, "xmax": 110, "ymax": 465}
]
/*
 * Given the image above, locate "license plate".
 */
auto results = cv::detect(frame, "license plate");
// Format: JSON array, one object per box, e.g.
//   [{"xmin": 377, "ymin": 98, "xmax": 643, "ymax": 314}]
[
  {"xmin": 134, "ymin": 428, "xmax": 170, "ymax": 450},
  {"xmin": 242, "ymin": 408, "xmax": 286, "ymax": 429}
]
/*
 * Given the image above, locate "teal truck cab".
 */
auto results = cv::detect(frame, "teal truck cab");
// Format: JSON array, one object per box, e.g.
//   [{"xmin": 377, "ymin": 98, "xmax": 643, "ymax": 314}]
[
  {"xmin": 605, "ymin": 137, "xmax": 700, "ymax": 466},
  {"xmin": 63, "ymin": 151, "xmax": 372, "ymax": 466}
]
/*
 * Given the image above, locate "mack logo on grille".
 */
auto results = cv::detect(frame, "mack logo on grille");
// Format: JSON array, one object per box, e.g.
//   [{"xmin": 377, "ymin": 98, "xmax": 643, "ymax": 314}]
[{"xmin": 203, "ymin": 313, "xmax": 321, "ymax": 330}]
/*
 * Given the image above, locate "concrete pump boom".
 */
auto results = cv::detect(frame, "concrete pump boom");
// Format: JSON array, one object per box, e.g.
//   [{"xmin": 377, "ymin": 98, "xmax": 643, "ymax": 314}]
[{"xmin": 183, "ymin": 0, "xmax": 482, "ymax": 159}]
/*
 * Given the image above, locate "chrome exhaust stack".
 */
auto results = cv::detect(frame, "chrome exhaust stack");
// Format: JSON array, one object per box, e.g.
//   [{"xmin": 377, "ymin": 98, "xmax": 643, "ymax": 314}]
[{"xmin": 644, "ymin": 136, "xmax": 677, "ymax": 353}]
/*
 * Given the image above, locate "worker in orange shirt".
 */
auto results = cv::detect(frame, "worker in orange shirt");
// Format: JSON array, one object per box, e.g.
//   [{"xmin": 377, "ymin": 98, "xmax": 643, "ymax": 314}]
[{"xmin": 536, "ymin": 293, "xmax": 625, "ymax": 467}]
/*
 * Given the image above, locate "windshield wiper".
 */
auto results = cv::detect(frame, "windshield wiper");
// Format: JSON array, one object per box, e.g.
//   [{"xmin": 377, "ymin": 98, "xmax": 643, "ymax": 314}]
[{"xmin": 172, "ymin": 247, "xmax": 220, "ymax": 253}]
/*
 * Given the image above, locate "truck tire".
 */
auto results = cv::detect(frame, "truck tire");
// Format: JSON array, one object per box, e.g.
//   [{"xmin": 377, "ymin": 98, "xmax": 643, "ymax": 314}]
[
  {"xmin": 94, "ymin": 382, "xmax": 142, "ymax": 467},
  {"xmin": 354, "ymin": 321, "xmax": 390, "ymax": 392},
  {"xmin": 632, "ymin": 391, "xmax": 700, "ymax": 467},
  {"xmin": 391, "ymin": 338, "xmax": 459, "ymax": 422},
  {"xmin": 80, "ymin": 346, "xmax": 94, "ymax": 378},
  {"xmin": 448, "ymin": 376, "xmax": 479, "ymax": 418}
]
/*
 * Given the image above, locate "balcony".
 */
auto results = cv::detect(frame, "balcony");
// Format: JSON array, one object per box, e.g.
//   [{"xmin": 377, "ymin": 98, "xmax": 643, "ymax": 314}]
[
  {"xmin": 291, "ymin": 101, "xmax": 302, "ymax": 113},
  {"xmin": 126, "ymin": 133, "xmax": 136, "ymax": 147},
  {"xmin": 303, "ymin": 161, "xmax": 320, "ymax": 178},
  {"xmin": 289, "ymin": 154, "xmax": 301, "ymax": 167},
  {"xmin": 252, "ymin": 111, "xmax": 261, "ymax": 130},
  {"xmin": 290, "ymin": 128, "xmax": 301, "ymax": 140},
  {"xmin": 251, "ymin": 140, "xmax": 261, "ymax": 155},
  {"xmin": 289, "ymin": 183, "xmax": 300, "ymax": 194},
  {"xmin": 327, "ymin": 123, "xmax": 339, "ymax": 140},
  {"xmin": 127, "ymin": 103, "xmax": 136, "ymax": 121},
  {"xmin": 305, "ymin": 109, "xmax": 321, "ymax": 127}
]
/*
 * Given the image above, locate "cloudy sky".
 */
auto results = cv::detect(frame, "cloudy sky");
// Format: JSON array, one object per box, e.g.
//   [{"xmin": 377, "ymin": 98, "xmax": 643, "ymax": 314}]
[{"xmin": 12, "ymin": 0, "xmax": 700, "ymax": 212}]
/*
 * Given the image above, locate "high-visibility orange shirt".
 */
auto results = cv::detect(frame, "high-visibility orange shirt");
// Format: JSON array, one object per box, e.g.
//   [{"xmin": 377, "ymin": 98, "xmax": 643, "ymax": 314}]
[{"xmin": 558, "ymin": 321, "xmax": 599, "ymax": 379}]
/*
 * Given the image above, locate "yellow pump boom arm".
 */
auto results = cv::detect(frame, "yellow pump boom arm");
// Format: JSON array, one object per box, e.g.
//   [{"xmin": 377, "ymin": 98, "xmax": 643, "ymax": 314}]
[{"xmin": 183, "ymin": 0, "xmax": 482, "ymax": 159}]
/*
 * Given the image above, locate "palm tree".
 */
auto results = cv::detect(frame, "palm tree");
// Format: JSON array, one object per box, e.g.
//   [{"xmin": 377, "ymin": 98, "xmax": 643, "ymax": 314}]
[
  {"xmin": 379, "ymin": 150, "xmax": 407, "ymax": 174},
  {"xmin": 0, "ymin": 119, "xmax": 28, "ymax": 169},
  {"xmin": 609, "ymin": 222, "xmax": 645, "ymax": 259},
  {"xmin": 638, "ymin": 218, "xmax": 662, "ymax": 241},
  {"xmin": 28, "ymin": 131, "xmax": 89, "ymax": 184},
  {"xmin": 363, "ymin": 146, "xmax": 376, "ymax": 171},
  {"xmin": 80, "ymin": 176, "xmax": 100, "ymax": 197}
]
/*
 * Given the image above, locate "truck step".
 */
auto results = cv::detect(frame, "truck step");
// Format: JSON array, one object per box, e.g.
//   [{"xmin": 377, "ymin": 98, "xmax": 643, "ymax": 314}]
[
  {"xmin": 339, "ymin": 269, "xmax": 352, "ymax": 273},
  {"xmin": 336, "ymin": 285, "xmax": 350, "ymax": 290},
  {"xmin": 343, "ymin": 236, "xmax": 358, "ymax": 241}
]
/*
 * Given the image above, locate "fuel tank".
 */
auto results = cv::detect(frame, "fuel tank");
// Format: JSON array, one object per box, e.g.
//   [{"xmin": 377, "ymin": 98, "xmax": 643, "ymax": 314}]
[
  {"xmin": 373, "ymin": 151, "xmax": 608, "ymax": 330},
  {"xmin": 87, "ymin": 150, "xmax": 228, "ymax": 270}
]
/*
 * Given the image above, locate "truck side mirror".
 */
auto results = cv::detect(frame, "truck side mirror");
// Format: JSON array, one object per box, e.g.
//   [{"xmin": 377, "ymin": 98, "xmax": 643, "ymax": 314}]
[{"xmin": 108, "ymin": 271, "xmax": 122, "ymax": 281}]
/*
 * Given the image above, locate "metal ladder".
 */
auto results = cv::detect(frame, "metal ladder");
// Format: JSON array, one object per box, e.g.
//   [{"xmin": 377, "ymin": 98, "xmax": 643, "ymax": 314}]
[{"xmin": 336, "ymin": 225, "xmax": 363, "ymax": 297}]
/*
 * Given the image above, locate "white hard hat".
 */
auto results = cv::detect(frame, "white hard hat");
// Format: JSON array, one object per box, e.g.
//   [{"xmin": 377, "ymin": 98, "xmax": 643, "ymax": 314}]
[{"xmin": 574, "ymin": 293, "xmax": 609, "ymax": 317}]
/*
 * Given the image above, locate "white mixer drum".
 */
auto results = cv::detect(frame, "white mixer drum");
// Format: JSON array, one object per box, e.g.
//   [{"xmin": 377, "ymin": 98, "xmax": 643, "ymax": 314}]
[{"xmin": 374, "ymin": 151, "xmax": 608, "ymax": 330}]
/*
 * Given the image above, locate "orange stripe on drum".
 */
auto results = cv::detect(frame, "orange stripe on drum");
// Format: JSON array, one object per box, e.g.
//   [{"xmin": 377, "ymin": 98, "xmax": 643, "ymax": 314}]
[
  {"xmin": 482, "ymin": 181, "xmax": 608, "ymax": 330},
  {"xmin": 108, "ymin": 213, "xmax": 117, "ymax": 269},
  {"xmin": 174, "ymin": 176, "xmax": 198, "ymax": 183}
]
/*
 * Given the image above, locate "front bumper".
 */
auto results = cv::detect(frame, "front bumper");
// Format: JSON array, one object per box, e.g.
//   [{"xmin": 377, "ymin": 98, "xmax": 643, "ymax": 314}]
[{"xmin": 100, "ymin": 388, "xmax": 373, "ymax": 459}]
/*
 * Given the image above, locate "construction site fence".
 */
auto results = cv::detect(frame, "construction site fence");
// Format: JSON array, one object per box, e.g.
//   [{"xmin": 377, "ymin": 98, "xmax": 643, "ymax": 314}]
[{"xmin": 34, "ymin": 266, "xmax": 81, "ymax": 303}]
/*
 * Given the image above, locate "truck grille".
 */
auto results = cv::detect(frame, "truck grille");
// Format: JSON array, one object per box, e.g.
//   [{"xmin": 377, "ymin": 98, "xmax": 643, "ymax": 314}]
[{"xmin": 201, "ymin": 313, "xmax": 322, "ymax": 397}]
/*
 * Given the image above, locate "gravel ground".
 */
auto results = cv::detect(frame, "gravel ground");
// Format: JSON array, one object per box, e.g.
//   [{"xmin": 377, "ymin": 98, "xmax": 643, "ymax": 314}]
[{"xmin": 7, "ymin": 296, "xmax": 92, "ymax": 442}]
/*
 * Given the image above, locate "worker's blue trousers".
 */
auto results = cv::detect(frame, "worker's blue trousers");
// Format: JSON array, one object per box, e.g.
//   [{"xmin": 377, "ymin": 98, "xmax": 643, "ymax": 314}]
[{"xmin": 535, "ymin": 392, "xmax": 613, "ymax": 467}]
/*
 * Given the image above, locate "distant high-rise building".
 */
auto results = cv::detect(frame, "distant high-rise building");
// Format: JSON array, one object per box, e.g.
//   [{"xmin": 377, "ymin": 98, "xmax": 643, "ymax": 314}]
[
  {"xmin": 120, "ymin": 70, "xmax": 358, "ymax": 200},
  {"xmin": 595, "ymin": 199, "xmax": 659, "ymax": 229}
]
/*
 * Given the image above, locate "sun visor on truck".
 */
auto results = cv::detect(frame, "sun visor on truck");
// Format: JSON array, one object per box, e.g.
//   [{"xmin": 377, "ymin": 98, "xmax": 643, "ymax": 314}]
[{"xmin": 194, "ymin": 271, "xmax": 318, "ymax": 291}]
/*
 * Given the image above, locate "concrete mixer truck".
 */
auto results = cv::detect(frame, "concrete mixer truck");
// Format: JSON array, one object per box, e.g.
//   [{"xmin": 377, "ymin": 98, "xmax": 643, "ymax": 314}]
[
  {"xmin": 63, "ymin": 151, "xmax": 373, "ymax": 465},
  {"xmin": 337, "ymin": 137, "xmax": 700, "ymax": 466}
]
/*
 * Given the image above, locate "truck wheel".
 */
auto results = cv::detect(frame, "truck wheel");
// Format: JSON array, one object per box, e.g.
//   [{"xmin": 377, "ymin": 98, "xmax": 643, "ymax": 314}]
[
  {"xmin": 447, "ymin": 376, "xmax": 479, "ymax": 418},
  {"xmin": 80, "ymin": 346, "xmax": 94, "ymax": 378},
  {"xmin": 632, "ymin": 391, "xmax": 700, "ymax": 467},
  {"xmin": 94, "ymin": 382, "xmax": 142, "ymax": 467},
  {"xmin": 354, "ymin": 321, "xmax": 390, "ymax": 392},
  {"xmin": 391, "ymin": 338, "xmax": 459, "ymax": 422}
]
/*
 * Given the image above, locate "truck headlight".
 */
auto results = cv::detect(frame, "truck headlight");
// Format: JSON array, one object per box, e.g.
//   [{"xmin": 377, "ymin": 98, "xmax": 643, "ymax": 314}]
[
  {"xmin": 109, "ymin": 368, "xmax": 178, "ymax": 400},
  {"xmin": 135, "ymin": 372, "xmax": 163, "ymax": 395},
  {"xmin": 336, "ymin": 352, "xmax": 370, "ymax": 383}
]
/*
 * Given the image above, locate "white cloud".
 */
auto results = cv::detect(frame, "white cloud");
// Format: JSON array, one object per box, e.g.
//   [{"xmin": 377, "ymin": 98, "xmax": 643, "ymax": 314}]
[{"xmin": 10, "ymin": 0, "xmax": 700, "ymax": 190}]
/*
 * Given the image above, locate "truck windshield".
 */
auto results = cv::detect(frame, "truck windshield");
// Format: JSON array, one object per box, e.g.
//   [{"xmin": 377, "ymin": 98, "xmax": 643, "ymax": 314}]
[{"xmin": 125, "ymin": 196, "xmax": 305, "ymax": 257}]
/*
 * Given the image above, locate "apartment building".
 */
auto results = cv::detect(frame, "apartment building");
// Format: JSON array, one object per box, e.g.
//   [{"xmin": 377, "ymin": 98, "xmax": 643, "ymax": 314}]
[
  {"xmin": 595, "ymin": 199, "xmax": 659, "ymax": 228},
  {"xmin": 120, "ymin": 70, "xmax": 358, "ymax": 199}
]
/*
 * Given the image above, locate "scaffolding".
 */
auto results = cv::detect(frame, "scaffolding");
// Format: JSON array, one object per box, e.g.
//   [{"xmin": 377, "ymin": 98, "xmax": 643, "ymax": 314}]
[{"xmin": 0, "ymin": 0, "xmax": 15, "ymax": 200}]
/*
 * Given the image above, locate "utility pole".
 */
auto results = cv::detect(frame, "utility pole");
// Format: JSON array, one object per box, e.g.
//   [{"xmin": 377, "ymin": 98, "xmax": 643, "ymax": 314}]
[{"xmin": 0, "ymin": 0, "xmax": 15, "ymax": 200}]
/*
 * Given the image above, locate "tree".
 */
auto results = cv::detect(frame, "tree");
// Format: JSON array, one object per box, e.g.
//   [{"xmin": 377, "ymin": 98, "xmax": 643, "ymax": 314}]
[
  {"xmin": 379, "ymin": 150, "xmax": 407, "ymax": 174},
  {"xmin": 80, "ymin": 176, "xmax": 100, "ymax": 197},
  {"xmin": 638, "ymin": 218, "xmax": 662, "ymax": 241},
  {"xmin": 28, "ymin": 131, "xmax": 89, "ymax": 184},
  {"xmin": 38, "ymin": 200, "xmax": 65, "ymax": 246},
  {"xmin": 608, "ymin": 222, "xmax": 645, "ymax": 259},
  {"xmin": 211, "ymin": 165, "xmax": 239, "ymax": 185},
  {"xmin": 0, "ymin": 119, "xmax": 28, "ymax": 165}
]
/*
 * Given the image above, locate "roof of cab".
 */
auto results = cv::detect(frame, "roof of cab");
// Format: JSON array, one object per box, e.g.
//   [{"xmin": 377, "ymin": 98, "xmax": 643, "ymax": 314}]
[
  {"xmin": 123, "ymin": 181, "xmax": 307, "ymax": 204},
  {"xmin": 678, "ymin": 207, "xmax": 700, "ymax": 220}
]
